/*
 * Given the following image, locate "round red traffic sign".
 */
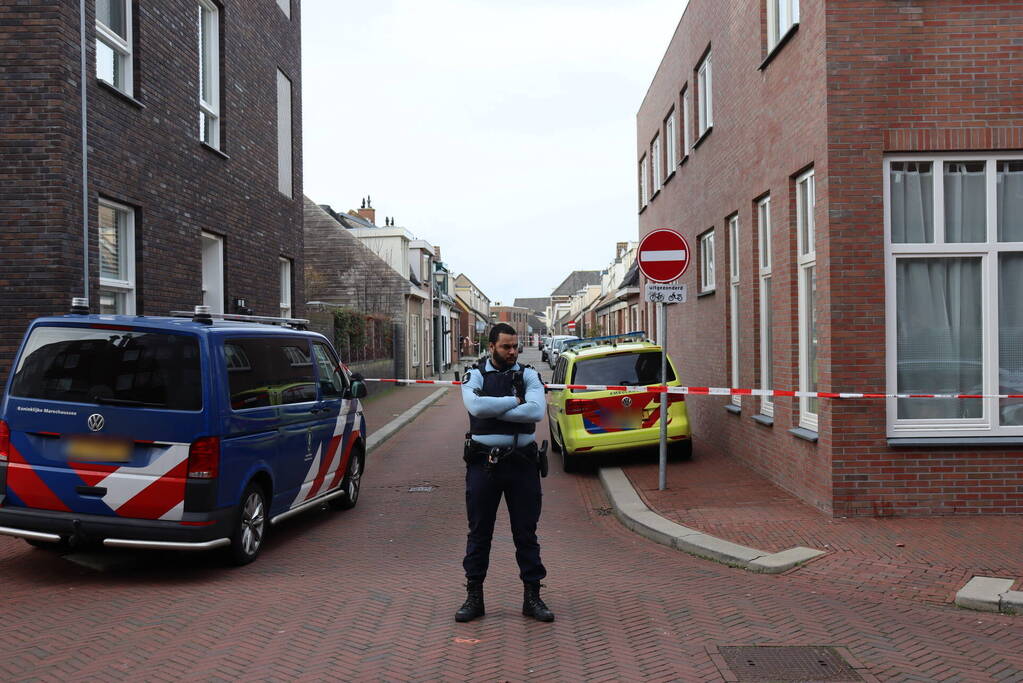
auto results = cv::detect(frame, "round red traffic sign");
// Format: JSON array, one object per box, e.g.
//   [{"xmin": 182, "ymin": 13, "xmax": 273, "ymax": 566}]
[{"xmin": 637, "ymin": 228, "xmax": 690, "ymax": 283}]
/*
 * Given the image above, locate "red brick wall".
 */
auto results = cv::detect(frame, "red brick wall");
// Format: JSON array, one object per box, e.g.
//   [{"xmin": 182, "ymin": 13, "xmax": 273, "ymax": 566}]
[
  {"xmin": 825, "ymin": 0, "xmax": 1023, "ymax": 516},
  {"xmin": 638, "ymin": 0, "xmax": 833, "ymax": 512},
  {"xmin": 638, "ymin": 0, "xmax": 1023, "ymax": 516},
  {"xmin": 0, "ymin": 1, "xmax": 303, "ymax": 378}
]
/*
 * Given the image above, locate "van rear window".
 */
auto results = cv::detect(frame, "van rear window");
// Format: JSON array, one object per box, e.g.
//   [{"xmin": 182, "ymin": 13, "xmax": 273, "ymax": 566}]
[
  {"xmin": 570, "ymin": 351, "xmax": 675, "ymax": 392},
  {"xmin": 9, "ymin": 326, "xmax": 202, "ymax": 410}
]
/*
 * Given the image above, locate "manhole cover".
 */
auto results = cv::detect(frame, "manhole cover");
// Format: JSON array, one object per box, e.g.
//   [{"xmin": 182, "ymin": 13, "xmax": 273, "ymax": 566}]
[
  {"xmin": 408, "ymin": 486, "xmax": 435, "ymax": 492},
  {"xmin": 715, "ymin": 646, "xmax": 865, "ymax": 682}
]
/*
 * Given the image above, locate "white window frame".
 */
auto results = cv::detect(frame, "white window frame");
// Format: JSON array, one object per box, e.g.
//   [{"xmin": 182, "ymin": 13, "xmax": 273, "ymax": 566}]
[
  {"xmin": 728, "ymin": 214, "xmax": 740, "ymax": 406},
  {"xmin": 279, "ymin": 257, "xmax": 292, "ymax": 318},
  {"xmin": 697, "ymin": 52, "xmax": 713, "ymax": 137},
  {"xmin": 95, "ymin": 0, "xmax": 133, "ymax": 94},
  {"xmin": 651, "ymin": 134, "xmax": 662, "ymax": 192},
  {"xmin": 276, "ymin": 0, "xmax": 291, "ymax": 19},
  {"xmin": 98, "ymin": 198, "xmax": 136, "ymax": 315},
  {"xmin": 884, "ymin": 153, "xmax": 1023, "ymax": 438},
  {"xmin": 699, "ymin": 230, "xmax": 715, "ymax": 293},
  {"xmin": 665, "ymin": 110, "xmax": 678, "ymax": 172},
  {"xmin": 410, "ymin": 313, "xmax": 421, "ymax": 367},
  {"xmin": 198, "ymin": 0, "xmax": 220, "ymax": 148},
  {"xmin": 201, "ymin": 231, "xmax": 225, "ymax": 314},
  {"xmin": 796, "ymin": 170, "xmax": 817, "ymax": 430},
  {"xmin": 758, "ymin": 196, "xmax": 774, "ymax": 416},
  {"xmin": 639, "ymin": 155, "xmax": 649, "ymax": 207},
  {"xmin": 768, "ymin": 0, "xmax": 800, "ymax": 51},
  {"xmin": 276, "ymin": 69, "xmax": 294, "ymax": 197},
  {"xmin": 682, "ymin": 88, "xmax": 692, "ymax": 157}
]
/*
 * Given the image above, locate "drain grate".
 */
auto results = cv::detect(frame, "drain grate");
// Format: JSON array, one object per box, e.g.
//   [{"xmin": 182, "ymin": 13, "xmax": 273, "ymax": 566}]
[
  {"xmin": 408, "ymin": 486, "xmax": 435, "ymax": 492},
  {"xmin": 714, "ymin": 646, "xmax": 865, "ymax": 682}
]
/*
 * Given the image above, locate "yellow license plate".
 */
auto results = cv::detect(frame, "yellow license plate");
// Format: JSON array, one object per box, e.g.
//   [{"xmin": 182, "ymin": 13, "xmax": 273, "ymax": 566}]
[{"xmin": 65, "ymin": 436, "xmax": 132, "ymax": 463}]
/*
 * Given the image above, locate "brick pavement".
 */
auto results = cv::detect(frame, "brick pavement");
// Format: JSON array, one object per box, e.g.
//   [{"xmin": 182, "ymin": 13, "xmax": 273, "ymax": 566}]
[{"xmin": 0, "ymin": 350, "xmax": 1021, "ymax": 680}]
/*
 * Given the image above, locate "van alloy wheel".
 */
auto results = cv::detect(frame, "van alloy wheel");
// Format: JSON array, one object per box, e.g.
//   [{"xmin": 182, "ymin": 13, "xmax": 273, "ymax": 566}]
[
  {"xmin": 228, "ymin": 483, "xmax": 267, "ymax": 566},
  {"xmin": 331, "ymin": 447, "xmax": 363, "ymax": 510}
]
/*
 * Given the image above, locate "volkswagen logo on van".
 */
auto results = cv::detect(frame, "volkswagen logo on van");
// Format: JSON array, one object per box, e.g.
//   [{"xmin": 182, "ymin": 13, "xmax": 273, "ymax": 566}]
[
  {"xmin": 621, "ymin": 396, "xmax": 632, "ymax": 408},
  {"xmin": 87, "ymin": 413, "xmax": 105, "ymax": 432}
]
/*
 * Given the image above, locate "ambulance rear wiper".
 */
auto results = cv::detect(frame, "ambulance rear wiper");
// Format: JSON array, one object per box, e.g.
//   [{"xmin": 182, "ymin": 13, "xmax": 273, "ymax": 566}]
[{"xmin": 93, "ymin": 396, "xmax": 167, "ymax": 408}]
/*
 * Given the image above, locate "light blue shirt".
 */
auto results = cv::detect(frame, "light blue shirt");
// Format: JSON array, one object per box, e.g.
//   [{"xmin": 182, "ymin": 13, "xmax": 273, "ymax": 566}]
[{"xmin": 461, "ymin": 359, "xmax": 546, "ymax": 447}]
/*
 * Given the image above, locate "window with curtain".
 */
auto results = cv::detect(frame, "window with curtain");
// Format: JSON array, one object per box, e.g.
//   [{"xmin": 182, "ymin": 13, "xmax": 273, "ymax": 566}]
[
  {"xmin": 758, "ymin": 196, "xmax": 773, "ymax": 416},
  {"xmin": 886, "ymin": 156, "xmax": 1023, "ymax": 435},
  {"xmin": 98, "ymin": 199, "xmax": 136, "ymax": 315},
  {"xmin": 697, "ymin": 52, "xmax": 713, "ymax": 137},
  {"xmin": 699, "ymin": 230, "xmax": 715, "ymax": 293},
  {"xmin": 639, "ymin": 156, "xmax": 649, "ymax": 207},
  {"xmin": 665, "ymin": 110, "xmax": 677, "ymax": 172},
  {"xmin": 96, "ymin": 0, "xmax": 133, "ymax": 93},
  {"xmin": 651, "ymin": 134, "xmax": 662, "ymax": 192},
  {"xmin": 796, "ymin": 169, "xmax": 817, "ymax": 429},
  {"xmin": 728, "ymin": 214, "xmax": 741, "ymax": 406},
  {"xmin": 198, "ymin": 0, "xmax": 220, "ymax": 148},
  {"xmin": 767, "ymin": 0, "xmax": 800, "ymax": 51},
  {"xmin": 681, "ymin": 88, "xmax": 691, "ymax": 157}
]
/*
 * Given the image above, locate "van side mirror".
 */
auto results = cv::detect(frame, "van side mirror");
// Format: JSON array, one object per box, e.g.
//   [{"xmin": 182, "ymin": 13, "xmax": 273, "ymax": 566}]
[{"xmin": 350, "ymin": 381, "xmax": 367, "ymax": 399}]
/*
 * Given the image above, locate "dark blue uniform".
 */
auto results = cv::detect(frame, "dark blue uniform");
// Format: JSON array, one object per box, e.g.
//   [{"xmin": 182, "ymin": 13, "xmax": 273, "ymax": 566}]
[{"xmin": 460, "ymin": 359, "xmax": 547, "ymax": 583}]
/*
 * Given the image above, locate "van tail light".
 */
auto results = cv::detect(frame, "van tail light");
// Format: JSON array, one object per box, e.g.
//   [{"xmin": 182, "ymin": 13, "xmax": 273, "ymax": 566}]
[
  {"xmin": 0, "ymin": 420, "xmax": 9, "ymax": 462},
  {"xmin": 188, "ymin": 437, "xmax": 220, "ymax": 479},
  {"xmin": 565, "ymin": 399, "xmax": 596, "ymax": 415}
]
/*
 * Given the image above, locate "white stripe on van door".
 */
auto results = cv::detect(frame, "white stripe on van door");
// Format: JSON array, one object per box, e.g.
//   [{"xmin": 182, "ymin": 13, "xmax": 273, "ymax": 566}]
[{"xmin": 98, "ymin": 444, "xmax": 189, "ymax": 511}]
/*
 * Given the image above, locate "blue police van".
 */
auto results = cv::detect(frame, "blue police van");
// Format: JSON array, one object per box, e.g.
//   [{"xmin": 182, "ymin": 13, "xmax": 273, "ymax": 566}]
[{"xmin": 0, "ymin": 303, "xmax": 368, "ymax": 565}]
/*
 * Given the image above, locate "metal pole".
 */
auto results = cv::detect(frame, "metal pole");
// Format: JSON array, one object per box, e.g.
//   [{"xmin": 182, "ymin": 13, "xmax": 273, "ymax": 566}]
[
  {"xmin": 658, "ymin": 301, "xmax": 667, "ymax": 491},
  {"xmin": 79, "ymin": 0, "xmax": 90, "ymax": 305}
]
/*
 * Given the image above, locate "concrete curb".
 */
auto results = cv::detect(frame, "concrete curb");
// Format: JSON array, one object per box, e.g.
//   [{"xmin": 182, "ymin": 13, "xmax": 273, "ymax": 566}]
[
  {"xmin": 599, "ymin": 467, "xmax": 825, "ymax": 574},
  {"xmin": 954, "ymin": 576, "xmax": 1022, "ymax": 615},
  {"xmin": 366, "ymin": 388, "xmax": 447, "ymax": 454}
]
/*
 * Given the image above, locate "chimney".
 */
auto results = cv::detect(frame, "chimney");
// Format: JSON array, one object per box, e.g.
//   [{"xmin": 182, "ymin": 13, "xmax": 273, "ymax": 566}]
[
  {"xmin": 434, "ymin": 246, "xmax": 442, "ymax": 260},
  {"xmin": 616, "ymin": 241, "xmax": 628, "ymax": 260},
  {"xmin": 355, "ymin": 196, "xmax": 376, "ymax": 225}
]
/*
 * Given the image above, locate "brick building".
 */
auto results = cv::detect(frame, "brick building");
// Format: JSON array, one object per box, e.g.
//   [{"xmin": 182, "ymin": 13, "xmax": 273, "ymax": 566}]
[
  {"xmin": 0, "ymin": 0, "xmax": 302, "ymax": 378},
  {"xmin": 492, "ymin": 305, "xmax": 531, "ymax": 341},
  {"xmin": 637, "ymin": 0, "xmax": 1023, "ymax": 516}
]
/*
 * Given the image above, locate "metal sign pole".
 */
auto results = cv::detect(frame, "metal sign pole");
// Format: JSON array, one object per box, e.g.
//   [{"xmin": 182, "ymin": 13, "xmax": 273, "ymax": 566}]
[{"xmin": 658, "ymin": 300, "xmax": 667, "ymax": 491}]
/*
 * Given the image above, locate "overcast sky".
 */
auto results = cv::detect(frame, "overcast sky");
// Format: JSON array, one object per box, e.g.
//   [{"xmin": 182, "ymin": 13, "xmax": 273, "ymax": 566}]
[{"xmin": 301, "ymin": 1, "xmax": 687, "ymax": 306}]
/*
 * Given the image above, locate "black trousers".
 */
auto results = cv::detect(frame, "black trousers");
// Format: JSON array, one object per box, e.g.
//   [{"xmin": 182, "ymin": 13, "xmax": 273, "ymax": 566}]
[{"xmin": 463, "ymin": 457, "xmax": 546, "ymax": 584}]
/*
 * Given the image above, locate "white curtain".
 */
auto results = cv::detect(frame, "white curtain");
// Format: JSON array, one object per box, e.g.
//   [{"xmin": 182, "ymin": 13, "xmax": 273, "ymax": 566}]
[
  {"xmin": 896, "ymin": 258, "xmax": 983, "ymax": 419},
  {"xmin": 1000, "ymin": 254, "xmax": 1023, "ymax": 426},
  {"xmin": 890, "ymin": 162, "xmax": 933, "ymax": 243},
  {"xmin": 944, "ymin": 162, "xmax": 986, "ymax": 243},
  {"xmin": 998, "ymin": 161, "xmax": 1023, "ymax": 242}
]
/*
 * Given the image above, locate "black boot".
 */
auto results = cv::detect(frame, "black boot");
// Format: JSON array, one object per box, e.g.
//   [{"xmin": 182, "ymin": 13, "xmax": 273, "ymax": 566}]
[
  {"xmin": 522, "ymin": 582, "xmax": 554, "ymax": 622},
  {"xmin": 455, "ymin": 580, "xmax": 485, "ymax": 622}
]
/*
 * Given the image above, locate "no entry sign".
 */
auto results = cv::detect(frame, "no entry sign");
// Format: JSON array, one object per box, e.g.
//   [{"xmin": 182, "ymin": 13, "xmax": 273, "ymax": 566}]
[{"xmin": 637, "ymin": 228, "xmax": 690, "ymax": 283}]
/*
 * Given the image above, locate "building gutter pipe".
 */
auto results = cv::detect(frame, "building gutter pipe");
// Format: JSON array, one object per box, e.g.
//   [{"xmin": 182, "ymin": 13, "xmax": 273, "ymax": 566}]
[{"xmin": 79, "ymin": 0, "xmax": 90, "ymax": 307}]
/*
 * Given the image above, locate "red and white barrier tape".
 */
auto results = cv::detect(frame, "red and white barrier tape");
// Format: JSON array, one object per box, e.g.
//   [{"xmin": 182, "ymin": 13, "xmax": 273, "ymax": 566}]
[{"xmin": 362, "ymin": 378, "xmax": 1023, "ymax": 400}]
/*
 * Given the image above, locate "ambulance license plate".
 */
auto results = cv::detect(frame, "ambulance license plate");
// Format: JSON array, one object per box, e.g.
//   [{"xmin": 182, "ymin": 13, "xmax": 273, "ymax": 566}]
[{"xmin": 65, "ymin": 436, "xmax": 131, "ymax": 463}]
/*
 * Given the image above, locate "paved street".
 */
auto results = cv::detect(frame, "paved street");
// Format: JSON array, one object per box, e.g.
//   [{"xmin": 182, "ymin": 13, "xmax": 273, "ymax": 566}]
[{"xmin": 1, "ymin": 347, "xmax": 1021, "ymax": 680}]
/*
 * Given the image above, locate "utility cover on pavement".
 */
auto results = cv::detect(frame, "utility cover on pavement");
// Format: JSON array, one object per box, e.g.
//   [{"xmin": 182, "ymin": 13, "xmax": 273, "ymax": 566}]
[
  {"xmin": 408, "ymin": 486, "xmax": 435, "ymax": 492},
  {"xmin": 716, "ymin": 646, "xmax": 864, "ymax": 682}
]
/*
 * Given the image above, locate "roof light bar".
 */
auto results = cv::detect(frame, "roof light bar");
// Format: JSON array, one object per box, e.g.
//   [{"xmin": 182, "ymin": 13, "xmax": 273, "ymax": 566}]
[
  {"xmin": 562, "ymin": 331, "xmax": 647, "ymax": 351},
  {"xmin": 170, "ymin": 308, "xmax": 310, "ymax": 329}
]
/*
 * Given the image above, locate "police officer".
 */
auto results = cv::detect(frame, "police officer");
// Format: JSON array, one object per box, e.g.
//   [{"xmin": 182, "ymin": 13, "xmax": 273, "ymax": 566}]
[{"xmin": 455, "ymin": 322, "xmax": 554, "ymax": 623}]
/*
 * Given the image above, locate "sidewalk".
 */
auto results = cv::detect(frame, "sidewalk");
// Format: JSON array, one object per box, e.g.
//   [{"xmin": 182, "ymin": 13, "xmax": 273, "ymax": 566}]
[{"xmin": 617, "ymin": 444, "xmax": 1023, "ymax": 609}]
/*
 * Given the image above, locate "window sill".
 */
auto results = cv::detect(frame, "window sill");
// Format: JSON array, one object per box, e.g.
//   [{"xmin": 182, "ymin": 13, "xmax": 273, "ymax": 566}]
[
  {"xmin": 663, "ymin": 169, "xmax": 675, "ymax": 186},
  {"xmin": 650, "ymin": 188, "xmax": 661, "ymax": 202},
  {"xmin": 724, "ymin": 404, "xmax": 741, "ymax": 415},
  {"xmin": 759, "ymin": 23, "xmax": 800, "ymax": 71},
  {"xmin": 692, "ymin": 126, "xmax": 712, "ymax": 150},
  {"xmin": 98, "ymin": 79, "xmax": 146, "ymax": 109},
  {"xmin": 201, "ymin": 142, "xmax": 230, "ymax": 159},
  {"xmin": 697, "ymin": 288, "xmax": 715, "ymax": 298},
  {"xmin": 680, "ymin": 154, "xmax": 689, "ymax": 167},
  {"xmin": 888, "ymin": 436, "xmax": 1023, "ymax": 448},
  {"xmin": 789, "ymin": 426, "xmax": 818, "ymax": 443},
  {"xmin": 638, "ymin": 203, "xmax": 648, "ymax": 215},
  {"xmin": 752, "ymin": 413, "xmax": 773, "ymax": 427}
]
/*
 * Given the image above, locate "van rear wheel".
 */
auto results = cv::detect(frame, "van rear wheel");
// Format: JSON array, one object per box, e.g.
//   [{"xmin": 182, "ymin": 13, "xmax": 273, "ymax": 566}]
[
  {"xmin": 330, "ymin": 446, "xmax": 363, "ymax": 510},
  {"xmin": 227, "ymin": 483, "xmax": 267, "ymax": 566}
]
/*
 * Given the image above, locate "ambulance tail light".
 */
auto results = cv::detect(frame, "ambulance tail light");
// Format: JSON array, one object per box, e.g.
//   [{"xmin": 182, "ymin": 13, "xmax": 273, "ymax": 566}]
[
  {"xmin": 0, "ymin": 420, "xmax": 9, "ymax": 462},
  {"xmin": 187, "ymin": 437, "xmax": 220, "ymax": 479},
  {"xmin": 565, "ymin": 399, "xmax": 597, "ymax": 415}
]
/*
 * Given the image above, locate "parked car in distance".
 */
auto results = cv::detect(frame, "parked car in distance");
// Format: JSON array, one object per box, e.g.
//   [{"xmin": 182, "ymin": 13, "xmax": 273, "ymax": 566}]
[
  {"xmin": 547, "ymin": 335, "xmax": 580, "ymax": 368},
  {"xmin": 0, "ymin": 303, "xmax": 369, "ymax": 566},
  {"xmin": 546, "ymin": 333, "xmax": 691, "ymax": 472}
]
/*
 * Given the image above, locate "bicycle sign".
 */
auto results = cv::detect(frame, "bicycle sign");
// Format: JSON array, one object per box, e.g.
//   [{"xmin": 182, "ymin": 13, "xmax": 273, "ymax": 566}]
[{"xmin": 645, "ymin": 283, "xmax": 687, "ymax": 304}]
